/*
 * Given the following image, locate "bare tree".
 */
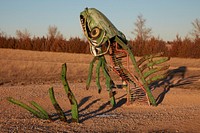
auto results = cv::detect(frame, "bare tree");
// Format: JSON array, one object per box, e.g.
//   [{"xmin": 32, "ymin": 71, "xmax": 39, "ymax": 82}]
[
  {"xmin": 16, "ymin": 29, "xmax": 31, "ymax": 39},
  {"xmin": 0, "ymin": 30, "xmax": 7, "ymax": 38},
  {"xmin": 132, "ymin": 14, "xmax": 152, "ymax": 42},
  {"xmin": 190, "ymin": 18, "xmax": 200, "ymax": 39},
  {"xmin": 47, "ymin": 25, "xmax": 63, "ymax": 39}
]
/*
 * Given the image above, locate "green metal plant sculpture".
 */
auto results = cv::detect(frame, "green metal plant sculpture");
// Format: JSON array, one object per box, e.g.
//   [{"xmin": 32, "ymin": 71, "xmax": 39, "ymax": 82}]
[
  {"xmin": 80, "ymin": 8, "xmax": 170, "ymax": 106},
  {"xmin": 7, "ymin": 63, "xmax": 79, "ymax": 123}
]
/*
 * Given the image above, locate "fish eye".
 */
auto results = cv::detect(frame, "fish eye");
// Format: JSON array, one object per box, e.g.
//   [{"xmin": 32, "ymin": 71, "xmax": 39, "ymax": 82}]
[{"xmin": 90, "ymin": 27, "xmax": 101, "ymax": 39}]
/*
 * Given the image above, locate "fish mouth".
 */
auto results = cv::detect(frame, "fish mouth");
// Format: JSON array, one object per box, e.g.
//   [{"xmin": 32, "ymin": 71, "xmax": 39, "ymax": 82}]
[{"xmin": 80, "ymin": 15, "xmax": 91, "ymax": 38}]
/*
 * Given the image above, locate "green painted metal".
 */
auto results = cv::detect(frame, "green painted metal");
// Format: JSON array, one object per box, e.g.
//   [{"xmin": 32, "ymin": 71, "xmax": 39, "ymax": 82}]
[
  {"xmin": 137, "ymin": 52, "xmax": 165, "ymax": 66},
  {"xmin": 140, "ymin": 57, "xmax": 170, "ymax": 72},
  {"xmin": 101, "ymin": 56, "xmax": 111, "ymax": 89},
  {"xmin": 7, "ymin": 97, "xmax": 48, "ymax": 119},
  {"xmin": 114, "ymin": 37, "xmax": 157, "ymax": 106},
  {"xmin": 86, "ymin": 57, "xmax": 97, "ymax": 90},
  {"xmin": 7, "ymin": 63, "xmax": 79, "ymax": 123},
  {"xmin": 85, "ymin": 56, "xmax": 116, "ymax": 106},
  {"xmin": 80, "ymin": 8, "xmax": 126, "ymax": 46},
  {"xmin": 143, "ymin": 66, "xmax": 169, "ymax": 79},
  {"xmin": 49, "ymin": 87, "xmax": 67, "ymax": 122},
  {"xmin": 96, "ymin": 59, "xmax": 102, "ymax": 93},
  {"xmin": 80, "ymin": 8, "xmax": 127, "ymax": 56},
  {"xmin": 100, "ymin": 56, "xmax": 116, "ymax": 106},
  {"xmin": 61, "ymin": 63, "xmax": 79, "ymax": 123},
  {"xmin": 80, "ymin": 8, "xmax": 170, "ymax": 106},
  {"xmin": 30, "ymin": 101, "xmax": 50, "ymax": 119},
  {"xmin": 147, "ymin": 74, "xmax": 167, "ymax": 85}
]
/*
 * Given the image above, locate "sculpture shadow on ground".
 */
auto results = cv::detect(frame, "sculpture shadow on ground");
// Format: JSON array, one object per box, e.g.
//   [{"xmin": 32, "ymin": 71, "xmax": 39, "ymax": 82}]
[
  {"xmin": 52, "ymin": 94, "xmax": 126, "ymax": 123},
  {"xmin": 77, "ymin": 94, "xmax": 126, "ymax": 123},
  {"xmin": 150, "ymin": 66, "xmax": 200, "ymax": 105}
]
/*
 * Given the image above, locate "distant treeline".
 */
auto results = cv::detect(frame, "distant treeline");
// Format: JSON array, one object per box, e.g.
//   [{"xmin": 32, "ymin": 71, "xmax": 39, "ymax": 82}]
[
  {"xmin": 0, "ymin": 36, "xmax": 90, "ymax": 54},
  {"xmin": 130, "ymin": 36, "xmax": 200, "ymax": 58},
  {"xmin": 0, "ymin": 35, "xmax": 200, "ymax": 58}
]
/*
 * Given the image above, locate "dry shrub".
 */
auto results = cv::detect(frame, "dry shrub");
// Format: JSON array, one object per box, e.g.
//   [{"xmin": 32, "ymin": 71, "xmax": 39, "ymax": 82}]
[
  {"xmin": 130, "ymin": 37, "xmax": 169, "ymax": 57},
  {"xmin": 170, "ymin": 37, "xmax": 200, "ymax": 58},
  {"xmin": 0, "ymin": 33, "xmax": 200, "ymax": 58},
  {"xmin": 0, "ymin": 35, "xmax": 90, "ymax": 54}
]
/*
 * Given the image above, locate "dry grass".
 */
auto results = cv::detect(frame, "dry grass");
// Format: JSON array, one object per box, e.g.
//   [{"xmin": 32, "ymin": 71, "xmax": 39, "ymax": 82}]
[
  {"xmin": 0, "ymin": 48, "xmax": 200, "ymax": 86},
  {"xmin": 0, "ymin": 48, "xmax": 93, "ymax": 84}
]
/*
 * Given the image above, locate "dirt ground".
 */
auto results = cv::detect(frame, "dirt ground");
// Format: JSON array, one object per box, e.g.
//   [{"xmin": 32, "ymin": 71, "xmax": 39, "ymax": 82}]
[{"xmin": 0, "ymin": 49, "xmax": 200, "ymax": 132}]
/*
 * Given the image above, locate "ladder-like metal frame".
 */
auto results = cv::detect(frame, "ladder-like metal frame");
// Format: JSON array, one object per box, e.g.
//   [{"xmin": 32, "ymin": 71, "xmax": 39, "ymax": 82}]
[{"xmin": 109, "ymin": 41, "xmax": 151, "ymax": 105}]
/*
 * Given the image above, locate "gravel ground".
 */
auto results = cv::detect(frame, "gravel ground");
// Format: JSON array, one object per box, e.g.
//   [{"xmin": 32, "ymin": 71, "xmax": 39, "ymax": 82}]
[{"xmin": 0, "ymin": 82, "xmax": 200, "ymax": 132}]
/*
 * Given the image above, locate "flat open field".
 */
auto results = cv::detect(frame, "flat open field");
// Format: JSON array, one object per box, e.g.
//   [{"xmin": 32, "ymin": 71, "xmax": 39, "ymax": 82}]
[{"xmin": 0, "ymin": 48, "xmax": 200, "ymax": 132}]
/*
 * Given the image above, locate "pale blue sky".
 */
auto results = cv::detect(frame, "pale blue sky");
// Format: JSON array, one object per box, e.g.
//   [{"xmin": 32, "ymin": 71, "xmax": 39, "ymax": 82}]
[{"xmin": 0, "ymin": 0, "xmax": 200, "ymax": 41}]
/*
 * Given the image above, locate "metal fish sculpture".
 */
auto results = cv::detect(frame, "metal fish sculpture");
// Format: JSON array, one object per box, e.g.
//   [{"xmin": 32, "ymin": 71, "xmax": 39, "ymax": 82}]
[{"xmin": 80, "ymin": 8, "xmax": 170, "ymax": 106}]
